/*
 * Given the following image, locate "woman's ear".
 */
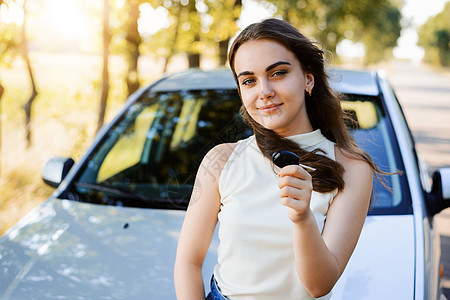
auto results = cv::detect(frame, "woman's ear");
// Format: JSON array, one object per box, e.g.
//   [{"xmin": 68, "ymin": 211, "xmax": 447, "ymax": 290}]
[{"xmin": 305, "ymin": 73, "xmax": 314, "ymax": 90}]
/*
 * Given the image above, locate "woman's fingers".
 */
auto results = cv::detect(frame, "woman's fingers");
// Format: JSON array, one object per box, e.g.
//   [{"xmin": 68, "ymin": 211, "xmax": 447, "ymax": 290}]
[
  {"xmin": 277, "ymin": 165, "xmax": 313, "ymax": 221},
  {"xmin": 278, "ymin": 164, "xmax": 312, "ymax": 179},
  {"xmin": 277, "ymin": 165, "xmax": 313, "ymax": 198},
  {"xmin": 280, "ymin": 195, "xmax": 309, "ymax": 210},
  {"xmin": 279, "ymin": 185, "xmax": 310, "ymax": 200},
  {"xmin": 277, "ymin": 175, "xmax": 312, "ymax": 192}
]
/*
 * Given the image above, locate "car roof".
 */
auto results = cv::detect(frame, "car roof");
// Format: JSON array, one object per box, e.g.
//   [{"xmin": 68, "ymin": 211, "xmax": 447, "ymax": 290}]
[{"xmin": 150, "ymin": 67, "xmax": 380, "ymax": 96}]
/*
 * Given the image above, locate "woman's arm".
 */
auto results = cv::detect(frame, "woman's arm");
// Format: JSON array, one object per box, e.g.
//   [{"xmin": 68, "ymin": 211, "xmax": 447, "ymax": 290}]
[
  {"xmin": 174, "ymin": 143, "xmax": 235, "ymax": 300},
  {"xmin": 277, "ymin": 148, "xmax": 373, "ymax": 297}
]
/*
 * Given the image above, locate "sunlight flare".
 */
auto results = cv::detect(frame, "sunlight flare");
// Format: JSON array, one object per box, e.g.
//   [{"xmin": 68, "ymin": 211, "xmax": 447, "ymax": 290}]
[{"xmin": 0, "ymin": 2, "xmax": 24, "ymax": 25}]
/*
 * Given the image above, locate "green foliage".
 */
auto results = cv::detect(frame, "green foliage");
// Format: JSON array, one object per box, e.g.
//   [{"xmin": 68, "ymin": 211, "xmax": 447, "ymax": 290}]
[
  {"xmin": 140, "ymin": 0, "xmax": 242, "ymax": 67},
  {"xmin": 205, "ymin": 0, "xmax": 241, "ymax": 42},
  {"xmin": 360, "ymin": 1, "xmax": 402, "ymax": 64},
  {"xmin": 0, "ymin": 0, "xmax": 22, "ymax": 68},
  {"xmin": 127, "ymin": 0, "xmax": 402, "ymax": 68},
  {"xmin": 418, "ymin": 2, "xmax": 450, "ymax": 67},
  {"xmin": 0, "ymin": 22, "xmax": 21, "ymax": 67},
  {"xmin": 264, "ymin": 0, "xmax": 402, "ymax": 64}
]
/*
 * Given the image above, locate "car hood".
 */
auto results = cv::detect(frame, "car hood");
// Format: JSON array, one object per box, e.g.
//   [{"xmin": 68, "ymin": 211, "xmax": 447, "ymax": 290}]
[
  {"xmin": 0, "ymin": 198, "xmax": 218, "ymax": 299},
  {"xmin": 0, "ymin": 199, "xmax": 415, "ymax": 299},
  {"xmin": 331, "ymin": 215, "xmax": 415, "ymax": 299}
]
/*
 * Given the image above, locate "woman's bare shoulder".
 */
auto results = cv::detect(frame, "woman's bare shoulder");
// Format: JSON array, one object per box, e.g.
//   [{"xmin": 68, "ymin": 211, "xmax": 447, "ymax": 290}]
[
  {"xmin": 198, "ymin": 143, "xmax": 238, "ymax": 181},
  {"xmin": 204, "ymin": 143, "xmax": 237, "ymax": 165},
  {"xmin": 335, "ymin": 147, "xmax": 372, "ymax": 173},
  {"xmin": 334, "ymin": 146, "xmax": 373, "ymax": 189}
]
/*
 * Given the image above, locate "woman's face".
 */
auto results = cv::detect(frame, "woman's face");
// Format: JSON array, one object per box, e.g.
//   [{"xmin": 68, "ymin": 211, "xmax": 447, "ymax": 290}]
[{"xmin": 233, "ymin": 39, "xmax": 314, "ymax": 137}]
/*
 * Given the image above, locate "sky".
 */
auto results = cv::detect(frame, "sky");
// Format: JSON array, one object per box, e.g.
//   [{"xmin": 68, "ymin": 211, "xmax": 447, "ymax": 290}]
[{"xmin": 1, "ymin": 0, "xmax": 449, "ymax": 60}]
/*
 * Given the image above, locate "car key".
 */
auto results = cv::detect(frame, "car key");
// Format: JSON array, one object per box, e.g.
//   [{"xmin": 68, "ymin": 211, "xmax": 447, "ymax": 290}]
[{"xmin": 272, "ymin": 150, "xmax": 316, "ymax": 171}]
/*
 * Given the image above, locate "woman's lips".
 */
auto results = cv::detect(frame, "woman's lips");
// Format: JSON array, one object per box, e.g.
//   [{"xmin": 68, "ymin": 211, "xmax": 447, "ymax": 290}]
[{"xmin": 258, "ymin": 103, "xmax": 283, "ymax": 113}]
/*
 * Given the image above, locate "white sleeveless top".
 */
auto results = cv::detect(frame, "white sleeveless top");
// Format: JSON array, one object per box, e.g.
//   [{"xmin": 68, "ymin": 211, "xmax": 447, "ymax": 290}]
[{"xmin": 214, "ymin": 129, "xmax": 337, "ymax": 300}]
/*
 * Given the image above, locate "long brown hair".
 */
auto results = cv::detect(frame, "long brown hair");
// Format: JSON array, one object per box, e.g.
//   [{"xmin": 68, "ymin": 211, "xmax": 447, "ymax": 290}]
[{"xmin": 228, "ymin": 18, "xmax": 383, "ymax": 193}]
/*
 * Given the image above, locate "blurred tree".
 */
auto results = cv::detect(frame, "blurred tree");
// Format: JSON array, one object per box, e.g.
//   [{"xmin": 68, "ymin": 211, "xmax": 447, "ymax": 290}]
[
  {"xmin": 205, "ymin": 0, "xmax": 242, "ymax": 65},
  {"xmin": 0, "ymin": 0, "xmax": 38, "ymax": 148},
  {"xmin": 111, "ymin": 0, "xmax": 156, "ymax": 97},
  {"xmin": 358, "ymin": 1, "xmax": 402, "ymax": 64},
  {"xmin": 185, "ymin": 0, "xmax": 201, "ymax": 67},
  {"xmin": 264, "ymin": 0, "xmax": 402, "ymax": 64},
  {"xmin": 161, "ymin": 1, "xmax": 183, "ymax": 72},
  {"xmin": 0, "ymin": 0, "xmax": 22, "ymax": 171},
  {"xmin": 142, "ymin": 0, "xmax": 243, "ymax": 70},
  {"xmin": 0, "ymin": 23, "xmax": 20, "ymax": 66},
  {"xmin": 146, "ymin": 0, "xmax": 203, "ymax": 68},
  {"xmin": 21, "ymin": 0, "xmax": 38, "ymax": 148},
  {"xmin": 123, "ymin": 0, "xmax": 142, "ymax": 96},
  {"xmin": 142, "ymin": 0, "xmax": 184, "ymax": 73},
  {"xmin": 418, "ymin": 2, "xmax": 450, "ymax": 67},
  {"xmin": 96, "ymin": 0, "xmax": 111, "ymax": 133}
]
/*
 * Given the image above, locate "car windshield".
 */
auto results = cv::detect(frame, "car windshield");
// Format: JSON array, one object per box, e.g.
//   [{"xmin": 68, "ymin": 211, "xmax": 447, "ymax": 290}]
[
  {"xmin": 71, "ymin": 88, "xmax": 410, "ymax": 214},
  {"xmin": 74, "ymin": 89, "xmax": 251, "ymax": 209}
]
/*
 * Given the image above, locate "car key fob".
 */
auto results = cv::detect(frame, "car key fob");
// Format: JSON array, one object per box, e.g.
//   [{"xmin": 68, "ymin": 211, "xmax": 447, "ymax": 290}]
[
  {"xmin": 272, "ymin": 151, "xmax": 317, "ymax": 171},
  {"xmin": 272, "ymin": 151, "xmax": 300, "ymax": 168}
]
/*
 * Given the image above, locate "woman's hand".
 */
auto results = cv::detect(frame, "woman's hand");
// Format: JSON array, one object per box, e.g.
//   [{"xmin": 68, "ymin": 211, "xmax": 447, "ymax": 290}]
[{"xmin": 277, "ymin": 165, "xmax": 313, "ymax": 223}]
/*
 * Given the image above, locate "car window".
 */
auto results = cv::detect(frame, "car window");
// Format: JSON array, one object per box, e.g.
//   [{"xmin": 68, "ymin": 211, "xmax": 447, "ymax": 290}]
[
  {"xmin": 71, "ymin": 89, "xmax": 410, "ymax": 214},
  {"xmin": 343, "ymin": 94, "xmax": 411, "ymax": 215}
]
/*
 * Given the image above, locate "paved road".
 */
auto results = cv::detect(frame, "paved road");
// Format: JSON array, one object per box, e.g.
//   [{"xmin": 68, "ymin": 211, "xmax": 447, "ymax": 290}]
[{"xmin": 383, "ymin": 61, "xmax": 450, "ymax": 298}]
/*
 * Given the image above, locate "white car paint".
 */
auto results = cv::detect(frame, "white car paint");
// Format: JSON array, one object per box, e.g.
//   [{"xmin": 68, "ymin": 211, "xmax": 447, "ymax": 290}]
[{"xmin": 332, "ymin": 215, "xmax": 415, "ymax": 299}]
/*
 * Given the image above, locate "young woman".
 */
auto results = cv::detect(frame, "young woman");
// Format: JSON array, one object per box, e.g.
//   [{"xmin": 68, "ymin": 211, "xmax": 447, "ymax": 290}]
[{"xmin": 174, "ymin": 18, "xmax": 376, "ymax": 300}]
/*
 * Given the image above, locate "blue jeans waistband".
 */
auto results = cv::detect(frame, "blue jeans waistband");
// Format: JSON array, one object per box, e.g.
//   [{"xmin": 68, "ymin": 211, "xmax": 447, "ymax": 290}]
[{"xmin": 206, "ymin": 276, "xmax": 228, "ymax": 300}]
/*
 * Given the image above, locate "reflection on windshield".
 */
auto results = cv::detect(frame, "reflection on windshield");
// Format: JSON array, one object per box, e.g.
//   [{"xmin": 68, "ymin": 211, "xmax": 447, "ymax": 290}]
[
  {"xmin": 98, "ymin": 105, "xmax": 159, "ymax": 182},
  {"xmin": 75, "ymin": 89, "xmax": 250, "ymax": 209},
  {"xmin": 341, "ymin": 100, "xmax": 377, "ymax": 129},
  {"xmin": 171, "ymin": 98, "xmax": 205, "ymax": 150}
]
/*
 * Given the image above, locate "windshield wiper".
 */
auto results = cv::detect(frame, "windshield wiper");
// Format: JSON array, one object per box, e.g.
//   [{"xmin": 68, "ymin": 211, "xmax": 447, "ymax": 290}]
[
  {"xmin": 75, "ymin": 182, "xmax": 151, "ymax": 201},
  {"xmin": 73, "ymin": 182, "xmax": 186, "ymax": 209}
]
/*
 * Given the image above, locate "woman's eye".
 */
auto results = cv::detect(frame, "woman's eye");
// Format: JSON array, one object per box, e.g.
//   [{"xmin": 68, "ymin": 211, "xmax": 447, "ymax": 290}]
[
  {"xmin": 272, "ymin": 70, "xmax": 287, "ymax": 77},
  {"xmin": 241, "ymin": 78, "xmax": 255, "ymax": 86}
]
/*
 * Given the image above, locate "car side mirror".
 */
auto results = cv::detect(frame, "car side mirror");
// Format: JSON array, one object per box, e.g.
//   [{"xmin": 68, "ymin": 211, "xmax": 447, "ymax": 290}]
[
  {"xmin": 42, "ymin": 157, "xmax": 75, "ymax": 188},
  {"xmin": 426, "ymin": 168, "xmax": 450, "ymax": 216}
]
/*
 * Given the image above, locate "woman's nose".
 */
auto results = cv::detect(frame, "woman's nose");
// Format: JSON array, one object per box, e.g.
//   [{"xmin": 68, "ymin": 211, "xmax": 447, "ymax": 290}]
[{"xmin": 259, "ymin": 80, "xmax": 275, "ymax": 100}]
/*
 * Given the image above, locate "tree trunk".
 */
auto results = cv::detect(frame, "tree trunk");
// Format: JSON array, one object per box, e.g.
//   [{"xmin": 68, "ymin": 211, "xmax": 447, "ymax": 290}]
[
  {"xmin": 21, "ymin": 0, "xmax": 38, "ymax": 149},
  {"xmin": 125, "ymin": 0, "xmax": 141, "ymax": 96},
  {"xmin": 187, "ymin": 47, "xmax": 200, "ymax": 68},
  {"xmin": 218, "ymin": 40, "xmax": 228, "ymax": 66},
  {"xmin": 163, "ymin": 4, "xmax": 182, "ymax": 73},
  {"xmin": 217, "ymin": 0, "xmax": 242, "ymax": 66},
  {"xmin": 96, "ymin": 0, "xmax": 110, "ymax": 133},
  {"xmin": 187, "ymin": 0, "xmax": 201, "ymax": 68},
  {"xmin": 22, "ymin": 59, "xmax": 38, "ymax": 149}
]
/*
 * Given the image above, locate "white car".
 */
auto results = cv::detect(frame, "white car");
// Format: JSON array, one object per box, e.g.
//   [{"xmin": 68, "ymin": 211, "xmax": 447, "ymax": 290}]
[{"xmin": 0, "ymin": 68, "xmax": 449, "ymax": 299}]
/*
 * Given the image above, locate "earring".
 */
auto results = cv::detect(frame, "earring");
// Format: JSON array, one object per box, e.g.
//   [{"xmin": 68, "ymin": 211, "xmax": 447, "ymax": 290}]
[{"xmin": 306, "ymin": 88, "xmax": 312, "ymax": 96}]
